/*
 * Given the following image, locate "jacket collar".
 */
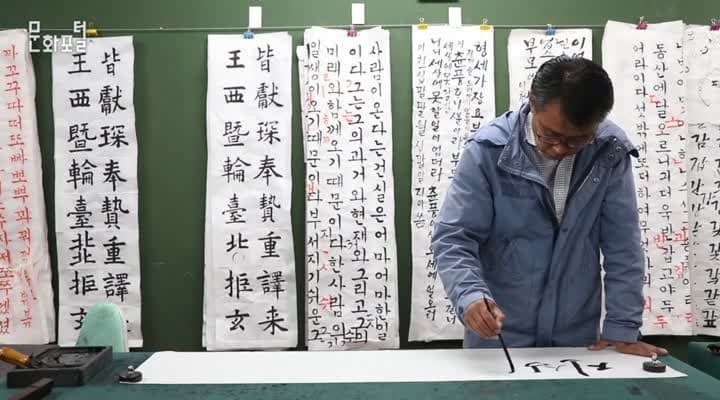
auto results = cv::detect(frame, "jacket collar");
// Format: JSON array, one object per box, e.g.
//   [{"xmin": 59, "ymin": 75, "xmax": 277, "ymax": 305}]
[
  {"xmin": 497, "ymin": 104, "xmax": 546, "ymax": 186},
  {"xmin": 494, "ymin": 103, "xmax": 638, "ymax": 181}
]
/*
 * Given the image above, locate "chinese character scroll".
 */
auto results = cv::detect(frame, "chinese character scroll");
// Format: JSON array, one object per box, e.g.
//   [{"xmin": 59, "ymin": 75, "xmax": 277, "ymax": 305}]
[{"xmin": 53, "ymin": 36, "xmax": 142, "ymax": 346}]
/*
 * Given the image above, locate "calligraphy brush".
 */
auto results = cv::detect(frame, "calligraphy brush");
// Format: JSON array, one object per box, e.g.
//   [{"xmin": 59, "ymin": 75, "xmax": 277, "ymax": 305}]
[{"xmin": 484, "ymin": 297, "xmax": 515, "ymax": 373}]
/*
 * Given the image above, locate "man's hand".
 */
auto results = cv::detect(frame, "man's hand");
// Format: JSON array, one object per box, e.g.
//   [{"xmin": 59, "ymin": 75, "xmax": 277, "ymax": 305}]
[
  {"xmin": 589, "ymin": 339, "xmax": 668, "ymax": 357},
  {"xmin": 464, "ymin": 298, "xmax": 505, "ymax": 338}
]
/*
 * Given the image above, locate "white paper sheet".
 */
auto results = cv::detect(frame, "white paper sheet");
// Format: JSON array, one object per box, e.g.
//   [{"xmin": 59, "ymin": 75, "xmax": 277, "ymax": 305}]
[
  {"xmin": 248, "ymin": 7, "xmax": 262, "ymax": 29},
  {"xmin": 687, "ymin": 123, "xmax": 720, "ymax": 335},
  {"xmin": 52, "ymin": 36, "xmax": 142, "ymax": 347},
  {"xmin": 448, "ymin": 8, "xmax": 462, "ymax": 28},
  {"xmin": 352, "ymin": 3, "xmax": 365, "ymax": 25},
  {"xmin": 685, "ymin": 25, "xmax": 720, "ymax": 336},
  {"xmin": 204, "ymin": 32, "xmax": 297, "ymax": 350},
  {"xmin": 408, "ymin": 25, "xmax": 495, "ymax": 342},
  {"xmin": 507, "ymin": 29, "xmax": 592, "ymax": 110},
  {"xmin": 300, "ymin": 27, "xmax": 400, "ymax": 350},
  {"xmin": 683, "ymin": 26, "xmax": 720, "ymax": 125},
  {"xmin": 603, "ymin": 20, "xmax": 690, "ymax": 335},
  {"xmin": 135, "ymin": 347, "xmax": 685, "ymax": 384},
  {"xmin": 0, "ymin": 29, "xmax": 55, "ymax": 344}
]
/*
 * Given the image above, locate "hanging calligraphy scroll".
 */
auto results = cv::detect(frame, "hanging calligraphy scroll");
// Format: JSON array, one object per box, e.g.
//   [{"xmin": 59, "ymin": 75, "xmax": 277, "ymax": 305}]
[
  {"xmin": 0, "ymin": 29, "xmax": 54, "ymax": 344},
  {"xmin": 408, "ymin": 25, "xmax": 495, "ymax": 341},
  {"xmin": 53, "ymin": 36, "xmax": 142, "ymax": 346},
  {"xmin": 603, "ymin": 20, "xmax": 691, "ymax": 335},
  {"xmin": 204, "ymin": 32, "xmax": 297, "ymax": 350},
  {"xmin": 299, "ymin": 27, "xmax": 400, "ymax": 350},
  {"xmin": 684, "ymin": 24, "xmax": 720, "ymax": 335},
  {"xmin": 508, "ymin": 28, "xmax": 592, "ymax": 110}
]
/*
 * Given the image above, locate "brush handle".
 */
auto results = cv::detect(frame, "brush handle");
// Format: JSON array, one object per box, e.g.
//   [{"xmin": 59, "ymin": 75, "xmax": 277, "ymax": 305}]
[{"xmin": 0, "ymin": 347, "xmax": 31, "ymax": 368}]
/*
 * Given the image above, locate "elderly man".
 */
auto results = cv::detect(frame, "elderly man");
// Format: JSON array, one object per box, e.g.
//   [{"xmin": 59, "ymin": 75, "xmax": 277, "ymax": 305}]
[{"xmin": 432, "ymin": 56, "xmax": 666, "ymax": 357}]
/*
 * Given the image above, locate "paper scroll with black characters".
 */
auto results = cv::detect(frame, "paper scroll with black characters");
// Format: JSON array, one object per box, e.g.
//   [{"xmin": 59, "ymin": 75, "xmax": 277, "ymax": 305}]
[
  {"xmin": 52, "ymin": 36, "xmax": 142, "ymax": 346},
  {"xmin": 204, "ymin": 32, "xmax": 297, "ymax": 350},
  {"xmin": 408, "ymin": 25, "xmax": 495, "ymax": 342},
  {"xmin": 508, "ymin": 28, "xmax": 592, "ymax": 110},
  {"xmin": 299, "ymin": 27, "xmax": 400, "ymax": 350},
  {"xmin": 684, "ymin": 24, "xmax": 720, "ymax": 336},
  {"xmin": 603, "ymin": 21, "xmax": 691, "ymax": 335}
]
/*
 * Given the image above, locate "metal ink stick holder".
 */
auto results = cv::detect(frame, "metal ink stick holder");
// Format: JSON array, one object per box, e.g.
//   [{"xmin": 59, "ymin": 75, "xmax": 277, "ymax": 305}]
[{"xmin": 5, "ymin": 347, "xmax": 112, "ymax": 388}]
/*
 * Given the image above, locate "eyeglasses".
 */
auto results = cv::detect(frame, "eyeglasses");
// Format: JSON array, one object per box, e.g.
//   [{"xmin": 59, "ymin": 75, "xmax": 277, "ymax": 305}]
[{"xmin": 536, "ymin": 129, "xmax": 595, "ymax": 149}]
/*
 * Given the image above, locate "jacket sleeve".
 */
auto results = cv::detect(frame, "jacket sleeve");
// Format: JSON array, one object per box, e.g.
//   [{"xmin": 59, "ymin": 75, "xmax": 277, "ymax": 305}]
[
  {"xmin": 599, "ymin": 150, "xmax": 644, "ymax": 343},
  {"xmin": 431, "ymin": 142, "xmax": 495, "ymax": 324}
]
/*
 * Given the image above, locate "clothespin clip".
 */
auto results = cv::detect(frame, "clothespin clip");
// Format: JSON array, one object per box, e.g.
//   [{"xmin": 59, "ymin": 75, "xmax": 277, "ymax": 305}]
[
  {"xmin": 82, "ymin": 21, "xmax": 98, "ymax": 37},
  {"xmin": 636, "ymin": 16, "xmax": 648, "ymax": 30},
  {"xmin": 417, "ymin": 17, "xmax": 428, "ymax": 30},
  {"xmin": 480, "ymin": 18, "xmax": 492, "ymax": 31},
  {"xmin": 711, "ymin": 18, "xmax": 720, "ymax": 31},
  {"xmin": 545, "ymin": 24, "xmax": 556, "ymax": 36},
  {"xmin": 349, "ymin": 3, "xmax": 364, "ymax": 37},
  {"xmin": 245, "ymin": 6, "xmax": 261, "ymax": 39}
]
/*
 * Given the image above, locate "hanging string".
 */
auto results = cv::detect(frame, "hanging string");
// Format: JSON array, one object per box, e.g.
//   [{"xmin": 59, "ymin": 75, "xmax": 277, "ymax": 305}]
[{"xmin": 2, "ymin": 23, "xmax": 606, "ymax": 34}]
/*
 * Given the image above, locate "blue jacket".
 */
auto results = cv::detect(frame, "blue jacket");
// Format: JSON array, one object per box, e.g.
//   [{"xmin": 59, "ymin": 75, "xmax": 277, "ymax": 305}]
[{"xmin": 432, "ymin": 104, "xmax": 644, "ymax": 348}]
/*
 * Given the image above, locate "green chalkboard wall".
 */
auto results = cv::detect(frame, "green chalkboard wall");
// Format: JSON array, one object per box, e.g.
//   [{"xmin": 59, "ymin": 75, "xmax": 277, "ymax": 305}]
[{"xmin": 2, "ymin": 0, "xmax": 718, "ymax": 358}]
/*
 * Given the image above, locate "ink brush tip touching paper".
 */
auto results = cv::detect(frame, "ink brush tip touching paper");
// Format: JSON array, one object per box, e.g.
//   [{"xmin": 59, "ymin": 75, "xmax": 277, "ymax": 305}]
[
  {"xmin": 497, "ymin": 333, "xmax": 515, "ymax": 373},
  {"xmin": 483, "ymin": 297, "xmax": 515, "ymax": 373}
]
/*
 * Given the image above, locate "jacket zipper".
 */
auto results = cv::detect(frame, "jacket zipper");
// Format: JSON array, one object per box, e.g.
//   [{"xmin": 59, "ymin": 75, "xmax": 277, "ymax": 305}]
[
  {"xmin": 566, "ymin": 140, "xmax": 611, "ymax": 203},
  {"xmin": 575, "ymin": 164, "xmax": 596, "ymax": 194}
]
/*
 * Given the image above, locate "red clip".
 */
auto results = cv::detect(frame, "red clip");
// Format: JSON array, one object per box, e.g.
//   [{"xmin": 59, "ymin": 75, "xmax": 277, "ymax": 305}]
[
  {"xmin": 636, "ymin": 16, "xmax": 648, "ymax": 30},
  {"xmin": 347, "ymin": 25, "xmax": 357, "ymax": 37},
  {"xmin": 711, "ymin": 19, "xmax": 720, "ymax": 31}
]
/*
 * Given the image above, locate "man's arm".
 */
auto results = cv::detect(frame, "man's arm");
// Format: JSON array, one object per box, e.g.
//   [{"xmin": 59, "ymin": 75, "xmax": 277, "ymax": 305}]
[
  {"xmin": 432, "ymin": 142, "xmax": 495, "ymax": 326},
  {"xmin": 589, "ymin": 145, "xmax": 668, "ymax": 357},
  {"xmin": 599, "ymin": 151, "xmax": 645, "ymax": 343}
]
